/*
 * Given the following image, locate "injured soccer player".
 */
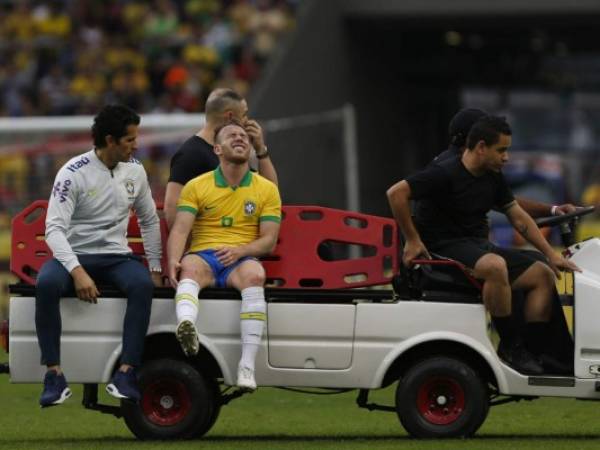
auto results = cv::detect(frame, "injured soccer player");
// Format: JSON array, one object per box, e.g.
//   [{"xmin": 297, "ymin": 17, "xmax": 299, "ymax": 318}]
[{"xmin": 167, "ymin": 119, "xmax": 282, "ymax": 391}]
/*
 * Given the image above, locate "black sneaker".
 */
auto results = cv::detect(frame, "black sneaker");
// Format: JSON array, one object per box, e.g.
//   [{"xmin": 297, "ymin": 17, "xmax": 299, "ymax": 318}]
[
  {"xmin": 497, "ymin": 342, "xmax": 544, "ymax": 375},
  {"xmin": 39, "ymin": 370, "xmax": 72, "ymax": 408},
  {"xmin": 106, "ymin": 367, "xmax": 140, "ymax": 402}
]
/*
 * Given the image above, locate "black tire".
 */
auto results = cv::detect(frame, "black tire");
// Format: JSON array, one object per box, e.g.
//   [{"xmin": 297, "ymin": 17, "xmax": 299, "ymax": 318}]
[
  {"xmin": 395, "ymin": 356, "xmax": 489, "ymax": 438},
  {"xmin": 122, "ymin": 358, "xmax": 217, "ymax": 440},
  {"xmin": 191, "ymin": 376, "xmax": 222, "ymax": 438}
]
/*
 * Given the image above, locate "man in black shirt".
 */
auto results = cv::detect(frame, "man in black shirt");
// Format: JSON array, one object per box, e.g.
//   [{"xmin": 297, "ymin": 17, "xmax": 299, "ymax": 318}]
[
  {"xmin": 439, "ymin": 108, "xmax": 577, "ymax": 217},
  {"xmin": 387, "ymin": 115, "xmax": 580, "ymax": 374},
  {"xmin": 164, "ymin": 88, "xmax": 278, "ymax": 228},
  {"xmin": 437, "ymin": 109, "xmax": 579, "ymax": 371}
]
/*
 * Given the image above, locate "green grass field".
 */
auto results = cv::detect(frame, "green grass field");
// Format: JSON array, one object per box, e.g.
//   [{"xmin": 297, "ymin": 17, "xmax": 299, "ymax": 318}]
[{"xmin": 2, "ymin": 349, "xmax": 600, "ymax": 450}]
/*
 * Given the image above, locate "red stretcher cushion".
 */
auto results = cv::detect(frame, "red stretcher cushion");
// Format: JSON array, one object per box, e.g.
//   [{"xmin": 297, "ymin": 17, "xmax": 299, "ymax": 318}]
[{"xmin": 11, "ymin": 202, "xmax": 398, "ymax": 289}]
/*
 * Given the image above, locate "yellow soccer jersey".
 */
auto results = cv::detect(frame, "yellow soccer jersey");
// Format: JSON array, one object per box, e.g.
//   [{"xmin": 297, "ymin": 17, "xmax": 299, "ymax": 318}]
[{"xmin": 177, "ymin": 166, "xmax": 281, "ymax": 252}]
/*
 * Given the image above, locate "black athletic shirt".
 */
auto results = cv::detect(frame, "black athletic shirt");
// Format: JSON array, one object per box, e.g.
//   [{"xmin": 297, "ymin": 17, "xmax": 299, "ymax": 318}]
[
  {"xmin": 406, "ymin": 155, "xmax": 515, "ymax": 246},
  {"xmin": 168, "ymin": 135, "xmax": 218, "ymax": 185},
  {"xmin": 432, "ymin": 144, "xmax": 461, "ymax": 164}
]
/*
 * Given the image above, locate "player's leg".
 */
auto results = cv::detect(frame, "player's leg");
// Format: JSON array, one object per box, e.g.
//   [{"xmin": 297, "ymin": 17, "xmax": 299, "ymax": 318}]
[
  {"xmin": 102, "ymin": 254, "xmax": 154, "ymax": 401},
  {"xmin": 35, "ymin": 258, "xmax": 74, "ymax": 406},
  {"xmin": 175, "ymin": 252, "xmax": 215, "ymax": 356},
  {"xmin": 471, "ymin": 253, "xmax": 543, "ymax": 374},
  {"xmin": 514, "ymin": 250, "xmax": 574, "ymax": 366},
  {"xmin": 433, "ymin": 239, "xmax": 543, "ymax": 374},
  {"xmin": 509, "ymin": 258, "xmax": 568, "ymax": 373},
  {"xmin": 226, "ymin": 259, "xmax": 266, "ymax": 391}
]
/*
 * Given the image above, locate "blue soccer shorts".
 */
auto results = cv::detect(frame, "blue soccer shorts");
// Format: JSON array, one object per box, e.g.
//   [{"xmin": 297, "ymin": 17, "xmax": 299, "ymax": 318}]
[{"xmin": 194, "ymin": 249, "xmax": 256, "ymax": 288}]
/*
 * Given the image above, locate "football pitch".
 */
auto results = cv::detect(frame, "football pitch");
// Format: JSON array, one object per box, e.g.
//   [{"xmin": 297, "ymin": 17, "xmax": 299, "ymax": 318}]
[{"xmin": 1, "ymin": 350, "xmax": 600, "ymax": 450}]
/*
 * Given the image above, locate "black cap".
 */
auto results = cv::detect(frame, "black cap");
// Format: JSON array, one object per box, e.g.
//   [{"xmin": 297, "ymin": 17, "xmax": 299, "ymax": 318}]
[{"xmin": 448, "ymin": 108, "xmax": 487, "ymax": 147}]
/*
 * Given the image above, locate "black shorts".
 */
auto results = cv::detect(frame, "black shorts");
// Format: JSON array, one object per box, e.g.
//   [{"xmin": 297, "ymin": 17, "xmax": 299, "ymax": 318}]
[{"xmin": 429, "ymin": 238, "xmax": 544, "ymax": 283}]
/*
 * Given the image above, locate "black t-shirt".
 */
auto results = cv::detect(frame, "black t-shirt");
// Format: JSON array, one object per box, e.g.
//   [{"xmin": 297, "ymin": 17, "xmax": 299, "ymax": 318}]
[
  {"xmin": 168, "ymin": 135, "xmax": 218, "ymax": 185},
  {"xmin": 406, "ymin": 156, "xmax": 515, "ymax": 246},
  {"xmin": 432, "ymin": 144, "xmax": 461, "ymax": 164}
]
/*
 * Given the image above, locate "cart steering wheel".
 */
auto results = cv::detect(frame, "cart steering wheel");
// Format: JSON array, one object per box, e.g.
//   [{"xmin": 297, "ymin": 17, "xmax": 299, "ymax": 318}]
[{"xmin": 535, "ymin": 206, "xmax": 595, "ymax": 247}]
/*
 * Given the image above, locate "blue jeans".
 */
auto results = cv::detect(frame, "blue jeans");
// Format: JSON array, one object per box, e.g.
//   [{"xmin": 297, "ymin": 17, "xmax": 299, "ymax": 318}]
[{"xmin": 35, "ymin": 254, "xmax": 154, "ymax": 367}]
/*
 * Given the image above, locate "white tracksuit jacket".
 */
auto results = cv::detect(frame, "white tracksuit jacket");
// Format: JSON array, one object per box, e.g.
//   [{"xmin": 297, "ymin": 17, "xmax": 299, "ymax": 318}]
[{"xmin": 45, "ymin": 149, "xmax": 162, "ymax": 273}]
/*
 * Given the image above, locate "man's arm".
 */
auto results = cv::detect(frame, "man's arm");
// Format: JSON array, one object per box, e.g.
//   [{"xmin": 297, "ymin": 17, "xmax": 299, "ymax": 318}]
[
  {"xmin": 214, "ymin": 221, "xmax": 280, "ymax": 267},
  {"xmin": 134, "ymin": 171, "xmax": 162, "ymax": 270},
  {"xmin": 386, "ymin": 180, "xmax": 431, "ymax": 266},
  {"xmin": 516, "ymin": 196, "xmax": 578, "ymax": 218},
  {"xmin": 133, "ymin": 170, "xmax": 163, "ymax": 286},
  {"xmin": 256, "ymin": 154, "xmax": 278, "ymax": 186},
  {"xmin": 164, "ymin": 181, "xmax": 184, "ymax": 230},
  {"xmin": 245, "ymin": 119, "xmax": 278, "ymax": 186},
  {"xmin": 45, "ymin": 169, "xmax": 99, "ymax": 302},
  {"xmin": 505, "ymin": 203, "xmax": 580, "ymax": 276},
  {"xmin": 167, "ymin": 210, "xmax": 195, "ymax": 287}
]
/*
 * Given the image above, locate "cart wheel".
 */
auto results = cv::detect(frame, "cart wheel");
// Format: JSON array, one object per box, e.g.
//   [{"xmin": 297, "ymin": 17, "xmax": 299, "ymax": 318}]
[
  {"xmin": 122, "ymin": 358, "xmax": 217, "ymax": 440},
  {"xmin": 396, "ymin": 356, "xmax": 489, "ymax": 438}
]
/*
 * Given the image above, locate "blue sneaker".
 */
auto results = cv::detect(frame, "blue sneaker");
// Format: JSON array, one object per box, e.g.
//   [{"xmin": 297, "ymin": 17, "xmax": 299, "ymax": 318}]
[
  {"xmin": 39, "ymin": 370, "xmax": 72, "ymax": 408},
  {"xmin": 106, "ymin": 367, "xmax": 140, "ymax": 402}
]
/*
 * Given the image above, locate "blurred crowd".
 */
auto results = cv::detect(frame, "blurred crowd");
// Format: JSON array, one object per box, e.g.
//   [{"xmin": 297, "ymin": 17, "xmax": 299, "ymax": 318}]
[{"xmin": 0, "ymin": 0, "xmax": 297, "ymax": 116}]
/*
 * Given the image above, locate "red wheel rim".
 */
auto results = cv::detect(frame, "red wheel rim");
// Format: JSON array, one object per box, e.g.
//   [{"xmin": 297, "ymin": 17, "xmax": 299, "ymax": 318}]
[
  {"xmin": 141, "ymin": 378, "xmax": 192, "ymax": 426},
  {"xmin": 416, "ymin": 376, "xmax": 466, "ymax": 425}
]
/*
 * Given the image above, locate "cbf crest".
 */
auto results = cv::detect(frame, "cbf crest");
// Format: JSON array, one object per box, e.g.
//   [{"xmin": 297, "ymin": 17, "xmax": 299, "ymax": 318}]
[
  {"xmin": 244, "ymin": 199, "xmax": 257, "ymax": 216},
  {"xmin": 125, "ymin": 180, "xmax": 135, "ymax": 198}
]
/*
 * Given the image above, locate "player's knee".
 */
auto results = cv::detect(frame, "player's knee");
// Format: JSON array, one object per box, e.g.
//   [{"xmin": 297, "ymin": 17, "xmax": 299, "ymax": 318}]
[
  {"xmin": 136, "ymin": 274, "xmax": 154, "ymax": 294},
  {"xmin": 244, "ymin": 270, "xmax": 265, "ymax": 287},
  {"xmin": 476, "ymin": 254, "xmax": 508, "ymax": 281},
  {"xmin": 535, "ymin": 262, "xmax": 556, "ymax": 289},
  {"xmin": 36, "ymin": 272, "xmax": 62, "ymax": 296},
  {"xmin": 181, "ymin": 261, "xmax": 211, "ymax": 284},
  {"xmin": 124, "ymin": 273, "xmax": 154, "ymax": 302},
  {"xmin": 240, "ymin": 264, "xmax": 266, "ymax": 287}
]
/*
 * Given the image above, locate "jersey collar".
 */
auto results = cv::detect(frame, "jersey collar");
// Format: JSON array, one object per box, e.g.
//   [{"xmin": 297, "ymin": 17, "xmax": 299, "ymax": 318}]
[{"xmin": 214, "ymin": 166, "xmax": 252, "ymax": 189}]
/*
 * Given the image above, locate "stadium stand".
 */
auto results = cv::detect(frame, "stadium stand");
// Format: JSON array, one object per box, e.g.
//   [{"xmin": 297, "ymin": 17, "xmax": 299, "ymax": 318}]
[{"xmin": 0, "ymin": 0, "xmax": 297, "ymax": 116}]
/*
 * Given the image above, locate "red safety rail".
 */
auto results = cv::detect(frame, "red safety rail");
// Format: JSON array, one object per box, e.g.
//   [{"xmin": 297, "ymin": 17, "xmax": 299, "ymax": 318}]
[
  {"xmin": 11, "ymin": 200, "xmax": 169, "ymax": 285},
  {"xmin": 11, "ymin": 202, "xmax": 399, "ymax": 289},
  {"xmin": 10, "ymin": 200, "xmax": 50, "ymax": 285},
  {"xmin": 262, "ymin": 206, "xmax": 398, "ymax": 288}
]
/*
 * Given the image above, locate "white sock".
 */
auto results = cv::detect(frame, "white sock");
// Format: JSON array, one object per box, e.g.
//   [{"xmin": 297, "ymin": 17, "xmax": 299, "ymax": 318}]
[
  {"xmin": 239, "ymin": 286, "xmax": 266, "ymax": 371},
  {"xmin": 175, "ymin": 278, "xmax": 200, "ymax": 325}
]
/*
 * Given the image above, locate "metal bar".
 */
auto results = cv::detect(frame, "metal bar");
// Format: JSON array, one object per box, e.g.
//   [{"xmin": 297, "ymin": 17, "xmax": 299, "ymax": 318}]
[{"xmin": 9, "ymin": 283, "xmax": 395, "ymax": 302}]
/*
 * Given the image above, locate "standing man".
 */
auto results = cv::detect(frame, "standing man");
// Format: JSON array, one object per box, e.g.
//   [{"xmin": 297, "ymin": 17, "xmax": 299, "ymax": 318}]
[
  {"xmin": 387, "ymin": 115, "xmax": 580, "ymax": 374},
  {"xmin": 164, "ymin": 88, "xmax": 278, "ymax": 229},
  {"xmin": 36, "ymin": 104, "xmax": 163, "ymax": 407},
  {"xmin": 168, "ymin": 120, "xmax": 281, "ymax": 392}
]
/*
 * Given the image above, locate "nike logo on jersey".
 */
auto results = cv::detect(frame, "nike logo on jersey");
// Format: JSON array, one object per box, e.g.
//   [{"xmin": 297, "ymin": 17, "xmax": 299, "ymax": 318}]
[{"xmin": 204, "ymin": 205, "xmax": 217, "ymax": 210}]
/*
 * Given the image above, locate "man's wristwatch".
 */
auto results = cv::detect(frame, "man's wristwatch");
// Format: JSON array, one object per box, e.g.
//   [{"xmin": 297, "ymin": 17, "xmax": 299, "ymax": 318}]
[
  {"xmin": 150, "ymin": 267, "xmax": 162, "ymax": 274},
  {"xmin": 256, "ymin": 147, "xmax": 270, "ymax": 159}
]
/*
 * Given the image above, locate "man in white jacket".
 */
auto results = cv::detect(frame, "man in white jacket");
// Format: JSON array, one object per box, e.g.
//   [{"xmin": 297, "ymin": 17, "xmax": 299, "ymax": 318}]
[{"xmin": 36, "ymin": 104, "xmax": 162, "ymax": 407}]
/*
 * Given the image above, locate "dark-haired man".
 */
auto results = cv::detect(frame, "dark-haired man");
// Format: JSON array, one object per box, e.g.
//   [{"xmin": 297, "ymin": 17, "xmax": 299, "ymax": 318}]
[
  {"xmin": 168, "ymin": 120, "xmax": 281, "ymax": 391},
  {"xmin": 438, "ymin": 108, "xmax": 577, "ymax": 217},
  {"xmin": 164, "ymin": 88, "xmax": 278, "ymax": 229},
  {"xmin": 36, "ymin": 104, "xmax": 162, "ymax": 407},
  {"xmin": 387, "ymin": 115, "xmax": 580, "ymax": 374},
  {"xmin": 434, "ymin": 109, "xmax": 579, "ymax": 370}
]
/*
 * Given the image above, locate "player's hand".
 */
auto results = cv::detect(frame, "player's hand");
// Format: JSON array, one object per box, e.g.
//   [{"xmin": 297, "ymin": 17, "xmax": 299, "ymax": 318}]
[
  {"xmin": 168, "ymin": 259, "xmax": 182, "ymax": 288},
  {"xmin": 554, "ymin": 204, "xmax": 578, "ymax": 215},
  {"xmin": 402, "ymin": 239, "xmax": 431, "ymax": 267},
  {"xmin": 245, "ymin": 119, "xmax": 265, "ymax": 154},
  {"xmin": 71, "ymin": 267, "xmax": 100, "ymax": 304},
  {"xmin": 215, "ymin": 246, "xmax": 245, "ymax": 267},
  {"xmin": 547, "ymin": 253, "xmax": 581, "ymax": 278}
]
